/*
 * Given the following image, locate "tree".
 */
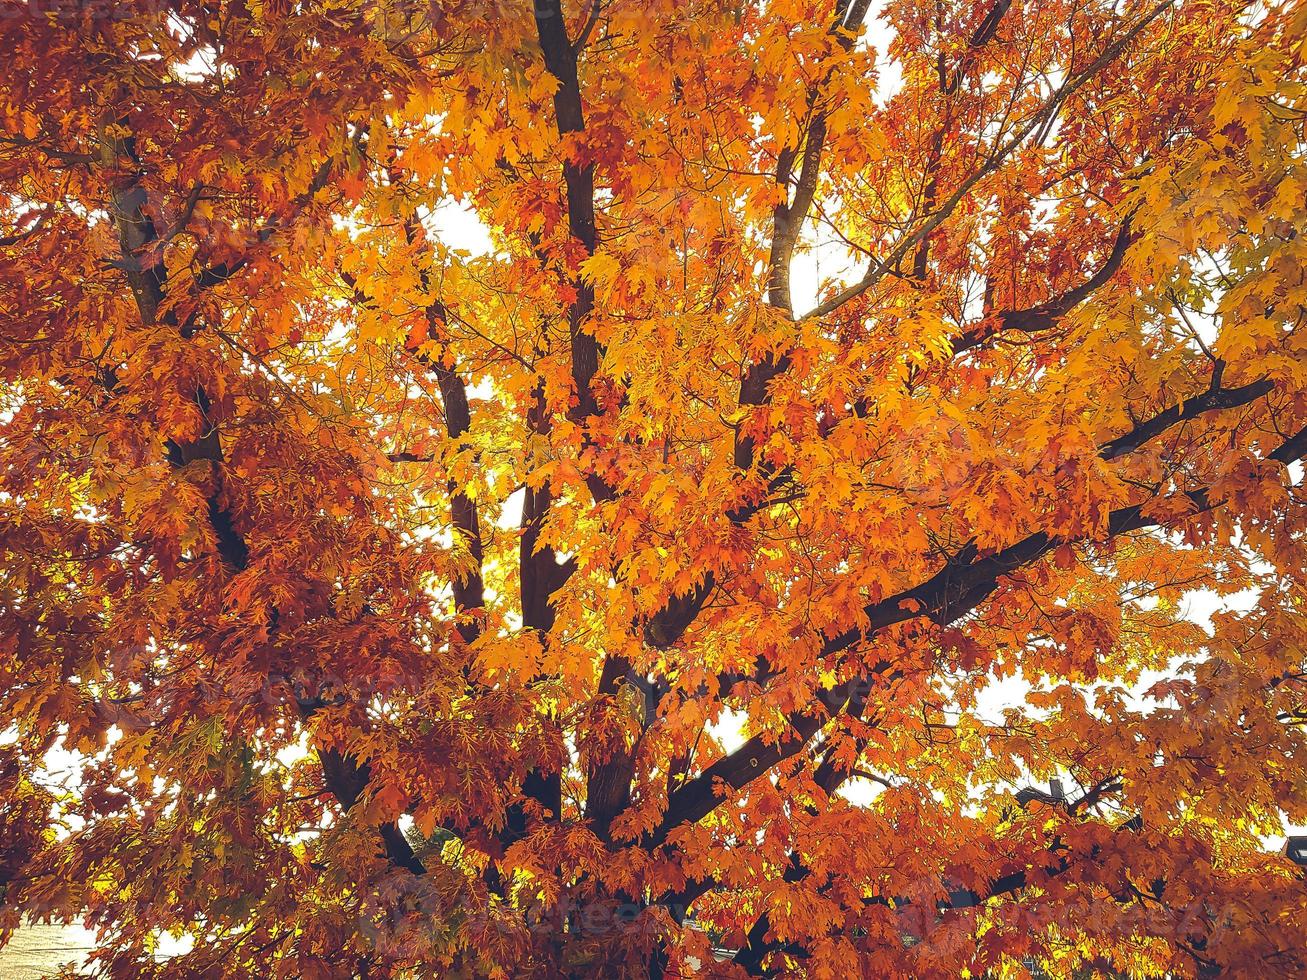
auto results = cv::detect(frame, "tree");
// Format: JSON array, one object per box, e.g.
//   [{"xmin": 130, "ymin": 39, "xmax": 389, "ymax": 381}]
[{"xmin": 1, "ymin": 0, "xmax": 1305, "ymax": 975}]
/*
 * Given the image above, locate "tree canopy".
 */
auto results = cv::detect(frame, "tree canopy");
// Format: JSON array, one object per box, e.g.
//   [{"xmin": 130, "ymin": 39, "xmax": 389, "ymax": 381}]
[{"xmin": 2, "ymin": 0, "xmax": 1306, "ymax": 975}]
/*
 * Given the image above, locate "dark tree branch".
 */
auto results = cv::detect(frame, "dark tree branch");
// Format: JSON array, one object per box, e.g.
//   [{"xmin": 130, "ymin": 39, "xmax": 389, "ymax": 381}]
[
  {"xmin": 644, "ymin": 393, "xmax": 1299, "ymax": 850},
  {"xmin": 806, "ymin": 1, "xmax": 1174, "ymax": 321},
  {"xmin": 414, "ymin": 309, "xmax": 486, "ymax": 645},
  {"xmin": 397, "ymin": 209, "xmax": 489, "ymax": 647},
  {"xmin": 0, "ymin": 205, "xmax": 53, "ymax": 247},
  {"xmin": 733, "ymin": 854, "xmax": 809, "ymax": 974},
  {"xmin": 317, "ymin": 746, "xmax": 426, "ymax": 876},
  {"xmin": 640, "ymin": 0, "xmax": 1074, "ymax": 668},
  {"xmin": 193, "ymin": 141, "xmax": 354, "ymax": 290},
  {"xmin": 738, "ymin": 0, "xmax": 873, "ymax": 471},
  {"xmin": 968, "ymin": 0, "xmax": 1012, "ymax": 51},
  {"xmin": 953, "ymin": 217, "xmax": 1137, "ymax": 355},
  {"xmin": 532, "ymin": 0, "xmax": 605, "ymax": 429},
  {"xmin": 99, "ymin": 118, "xmax": 417, "ymax": 877},
  {"xmin": 913, "ymin": 0, "xmax": 1013, "ymax": 275},
  {"xmin": 583, "ymin": 656, "xmax": 638, "ymax": 835},
  {"xmin": 1098, "ymin": 377, "xmax": 1274, "ymax": 460},
  {"xmin": 641, "ymin": 0, "xmax": 876, "ymax": 657},
  {"xmin": 507, "ymin": 369, "xmax": 567, "ymax": 834}
]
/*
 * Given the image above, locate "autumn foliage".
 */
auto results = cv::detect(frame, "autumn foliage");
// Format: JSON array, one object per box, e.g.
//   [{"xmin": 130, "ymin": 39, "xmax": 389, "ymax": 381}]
[{"xmin": 1, "ymin": 0, "xmax": 1306, "ymax": 975}]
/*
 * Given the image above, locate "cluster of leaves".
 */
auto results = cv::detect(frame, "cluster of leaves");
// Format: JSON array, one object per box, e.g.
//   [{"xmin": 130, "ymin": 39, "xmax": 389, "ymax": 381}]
[{"xmin": 1, "ymin": 0, "xmax": 1305, "ymax": 976}]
